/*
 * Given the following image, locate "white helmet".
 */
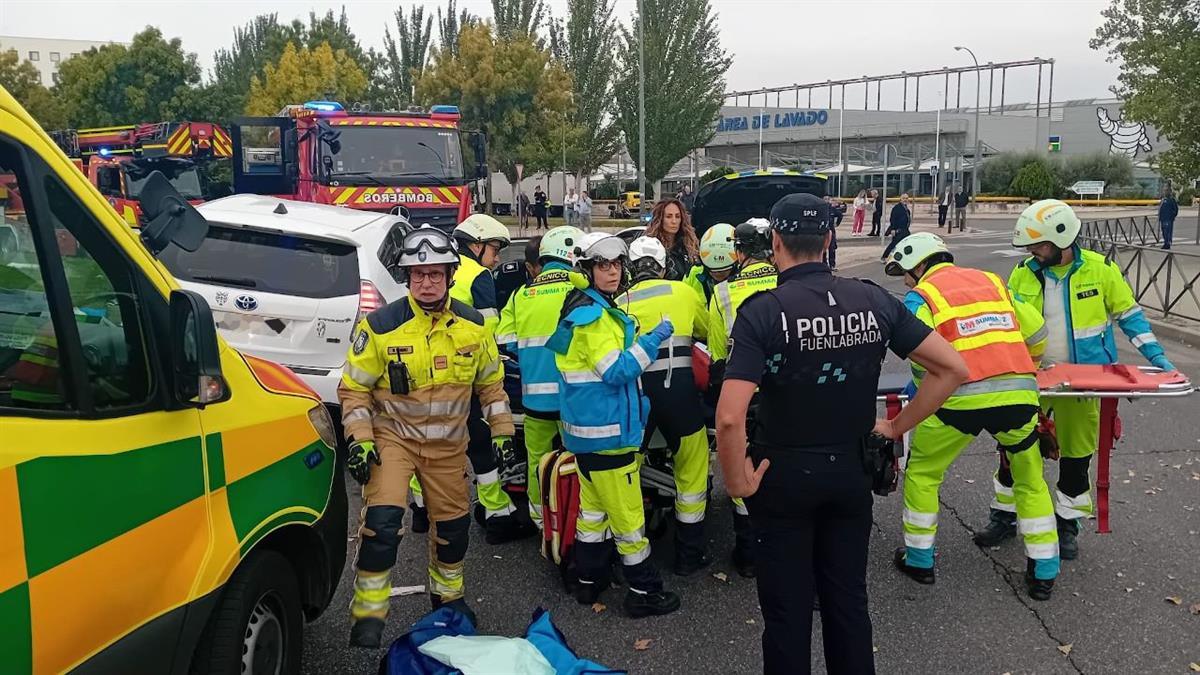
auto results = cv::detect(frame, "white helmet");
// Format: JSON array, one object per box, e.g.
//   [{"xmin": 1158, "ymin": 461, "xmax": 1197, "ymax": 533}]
[
  {"xmin": 454, "ymin": 213, "xmax": 511, "ymax": 247},
  {"xmin": 539, "ymin": 225, "xmax": 583, "ymax": 264},
  {"xmin": 884, "ymin": 232, "xmax": 951, "ymax": 277},
  {"xmin": 629, "ymin": 236, "xmax": 667, "ymax": 268},
  {"xmin": 394, "ymin": 225, "xmax": 460, "ymax": 283},
  {"xmin": 1012, "ymin": 199, "xmax": 1081, "ymax": 249},
  {"xmin": 700, "ymin": 223, "xmax": 736, "ymax": 271},
  {"xmin": 575, "ymin": 233, "xmax": 627, "ymax": 265}
]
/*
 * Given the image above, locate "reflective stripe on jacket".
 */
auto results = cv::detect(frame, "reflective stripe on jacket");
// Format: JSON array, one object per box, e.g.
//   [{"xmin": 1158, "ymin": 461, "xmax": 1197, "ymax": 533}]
[
  {"xmin": 708, "ymin": 261, "xmax": 777, "ymax": 360},
  {"xmin": 618, "ymin": 278, "xmax": 708, "ymax": 375},
  {"xmin": 549, "ymin": 286, "xmax": 664, "ymax": 453},
  {"xmin": 495, "ymin": 262, "xmax": 573, "ymax": 412},
  {"xmin": 450, "ymin": 253, "xmax": 499, "ymax": 332},
  {"xmin": 1008, "ymin": 246, "xmax": 1170, "ymax": 368}
]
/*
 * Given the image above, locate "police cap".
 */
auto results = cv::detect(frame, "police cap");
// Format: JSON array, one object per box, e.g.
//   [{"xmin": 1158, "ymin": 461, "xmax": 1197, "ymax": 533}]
[{"xmin": 769, "ymin": 193, "xmax": 831, "ymax": 234}]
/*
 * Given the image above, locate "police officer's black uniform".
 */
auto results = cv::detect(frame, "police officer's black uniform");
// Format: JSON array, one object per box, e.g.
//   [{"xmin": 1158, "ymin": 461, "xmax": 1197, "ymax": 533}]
[{"xmin": 724, "ymin": 194, "xmax": 931, "ymax": 675}]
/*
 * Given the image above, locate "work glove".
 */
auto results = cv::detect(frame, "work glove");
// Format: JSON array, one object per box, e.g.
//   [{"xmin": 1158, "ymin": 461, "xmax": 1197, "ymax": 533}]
[
  {"xmin": 347, "ymin": 440, "xmax": 380, "ymax": 485},
  {"xmin": 492, "ymin": 435, "xmax": 521, "ymax": 482},
  {"xmin": 649, "ymin": 319, "xmax": 674, "ymax": 342},
  {"xmin": 1036, "ymin": 412, "xmax": 1060, "ymax": 461},
  {"xmin": 1150, "ymin": 354, "xmax": 1176, "ymax": 372}
]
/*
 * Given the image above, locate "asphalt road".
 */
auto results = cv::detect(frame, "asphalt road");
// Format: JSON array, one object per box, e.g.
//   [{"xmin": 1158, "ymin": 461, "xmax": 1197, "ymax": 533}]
[{"xmin": 302, "ymin": 215, "xmax": 1200, "ymax": 674}]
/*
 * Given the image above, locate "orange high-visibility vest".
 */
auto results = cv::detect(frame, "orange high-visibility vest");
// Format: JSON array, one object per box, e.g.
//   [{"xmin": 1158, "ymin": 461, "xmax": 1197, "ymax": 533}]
[{"xmin": 913, "ymin": 265, "xmax": 1035, "ymax": 382}]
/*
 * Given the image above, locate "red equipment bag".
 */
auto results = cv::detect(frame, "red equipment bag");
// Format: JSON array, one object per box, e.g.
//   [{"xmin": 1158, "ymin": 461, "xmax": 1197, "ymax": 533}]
[
  {"xmin": 539, "ymin": 448, "xmax": 580, "ymax": 586},
  {"xmin": 692, "ymin": 342, "xmax": 712, "ymax": 392}
]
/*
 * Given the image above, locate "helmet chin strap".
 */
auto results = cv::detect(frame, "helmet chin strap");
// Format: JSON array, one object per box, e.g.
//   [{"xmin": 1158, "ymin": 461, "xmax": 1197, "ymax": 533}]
[{"xmin": 414, "ymin": 294, "xmax": 448, "ymax": 312}]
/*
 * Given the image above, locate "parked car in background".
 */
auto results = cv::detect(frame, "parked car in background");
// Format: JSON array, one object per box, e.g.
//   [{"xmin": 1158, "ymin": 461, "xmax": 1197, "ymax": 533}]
[{"xmin": 157, "ymin": 194, "xmax": 411, "ymax": 422}]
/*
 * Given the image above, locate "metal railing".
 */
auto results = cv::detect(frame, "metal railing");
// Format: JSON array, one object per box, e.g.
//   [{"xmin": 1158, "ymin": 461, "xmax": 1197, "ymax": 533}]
[
  {"xmin": 1080, "ymin": 216, "xmax": 1161, "ymax": 247},
  {"xmin": 1080, "ymin": 234, "xmax": 1200, "ymax": 323}
]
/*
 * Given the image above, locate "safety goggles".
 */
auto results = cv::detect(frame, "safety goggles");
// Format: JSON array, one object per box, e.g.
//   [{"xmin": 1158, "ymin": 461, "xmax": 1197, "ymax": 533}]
[
  {"xmin": 402, "ymin": 227, "xmax": 458, "ymax": 257},
  {"xmin": 580, "ymin": 236, "xmax": 628, "ymax": 263}
]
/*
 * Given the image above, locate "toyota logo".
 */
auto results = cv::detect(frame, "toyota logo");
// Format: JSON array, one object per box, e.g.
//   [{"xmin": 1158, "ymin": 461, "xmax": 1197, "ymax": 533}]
[{"xmin": 234, "ymin": 294, "xmax": 259, "ymax": 312}]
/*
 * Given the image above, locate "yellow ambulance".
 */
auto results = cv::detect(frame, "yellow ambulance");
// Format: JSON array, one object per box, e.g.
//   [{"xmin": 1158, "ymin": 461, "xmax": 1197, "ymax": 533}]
[{"xmin": 0, "ymin": 87, "xmax": 347, "ymax": 673}]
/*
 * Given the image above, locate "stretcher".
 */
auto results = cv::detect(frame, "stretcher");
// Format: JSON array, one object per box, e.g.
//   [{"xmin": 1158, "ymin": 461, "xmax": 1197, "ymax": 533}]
[{"xmin": 881, "ymin": 365, "xmax": 1194, "ymax": 534}]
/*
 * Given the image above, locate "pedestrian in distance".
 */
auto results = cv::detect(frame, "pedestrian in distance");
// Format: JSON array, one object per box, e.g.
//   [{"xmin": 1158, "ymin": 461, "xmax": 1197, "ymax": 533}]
[
  {"xmin": 851, "ymin": 189, "xmax": 868, "ymax": 234},
  {"xmin": 550, "ymin": 232, "xmax": 682, "ymax": 618},
  {"xmin": 341, "ymin": 226, "xmax": 515, "ymax": 648},
  {"xmin": 880, "ymin": 193, "xmax": 912, "ymax": 261},
  {"xmin": 953, "ymin": 184, "xmax": 969, "ymax": 231},
  {"xmin": 577, "ymin": 190, "xmax": 593, "ymax": 232},
  {"xmin": 565, "ymin": 187, "xmax": 579, "ymax": 227},
  {"xmin": 938, "ymin": 185, "xmax": 953, "ymax": 230},
  {"xmin": 884, "ymin": 232, "xmax": 1060, "ymax": 601},
  {"xmin": 869, "ymin": 189, "xmax": 884, "ymax": 236},
  {"xmin": 1158, "ymin": 187, "xmax": 1179, "ymax": 250},
  {"xmin": 518, "ymin": 190, "xmax": 531, "ymax": 230},
  {"xmin": 679, "ymin": 183, "xmax": 695, "ymax": 212},
  {"xmin": 644, "ymin": 197, "xmax": 701, "ymax": 281},
  {"xmin": 716, "ymin": 193, "xmax": 967, "ymax": 675},
  {"xmin": 823, "ymin": 195, "xmax": 842, "ymax": 270},
  {"xmin": 534, "ymin": 184, "xmax": 549, "ymax": 230}
]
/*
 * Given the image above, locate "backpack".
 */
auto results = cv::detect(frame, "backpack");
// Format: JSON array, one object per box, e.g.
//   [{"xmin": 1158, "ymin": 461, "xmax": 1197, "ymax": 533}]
[{"xmin": 539, "ymin": 448, "xmax": 581, "ymax": 587}]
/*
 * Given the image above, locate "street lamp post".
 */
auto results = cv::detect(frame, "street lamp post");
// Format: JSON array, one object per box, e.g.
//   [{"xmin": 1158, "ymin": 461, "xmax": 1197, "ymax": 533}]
[
  {"xmin": 955, "ymin": 46, "xmax": 981, "ymax": 202},
  {"xmin": 637, "ymin": 0, "xmax": 647, "ymax": 215}
]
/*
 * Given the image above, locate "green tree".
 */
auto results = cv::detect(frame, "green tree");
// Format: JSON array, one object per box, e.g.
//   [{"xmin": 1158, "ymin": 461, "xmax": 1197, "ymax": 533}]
[
  {"xmin": 492, "ymin": 0, "xmax": 547, "ymax": 40},
  {"xmin": 1058, "ymin": 152, "xmax": 1135, "ymax": 190},
  {"xmin": 980, "ymin": 151, "xmax": 1044, "ymax": 194},
  {"xmin": 0, "ymin": 49, "xmax": 66, "ymax": 128},
  {"xmin": 416, "ymin": 23, "xmax": 573, "ymax": 212},
  {"xmin": 556, "ymin": 0, "xmax": 622, "ymax": 187},
  {"xmin": 1009, "ymin": 159, "xmax": 1061, "ymax": 200},
  {"xmin": 437, "ymin": 0, "xmax": 478, "ymax": 58},
  {"xmin": 381, "ymin": 5, "xmax": 435, "ymax": 109},
  {"xmin": 55, "ymin": 28, "xmax": 205, "ymax": 127},
  {"xmin": 1092, "ymin": 0, "xmax": 1200, "ymax": 183},
  {"xmin": 246, "ymin": 42, "xmax": 368, "ymax": 116},
  {"xmin": 699, "ymin": 165, "xmax": 733, "ymax": 185},
  {"xmin": 614, "ymin": 0, "xmax": 731, "ymax": 189},
  {"xmin": 211, "ymin": 15, "xmax": 300, "ymax": 116}
]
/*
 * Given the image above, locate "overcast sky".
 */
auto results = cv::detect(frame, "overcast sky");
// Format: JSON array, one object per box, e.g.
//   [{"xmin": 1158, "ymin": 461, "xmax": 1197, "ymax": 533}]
[{"xmin": 1, "ymin": 0, "xmax": 1121, "ymax": 109}]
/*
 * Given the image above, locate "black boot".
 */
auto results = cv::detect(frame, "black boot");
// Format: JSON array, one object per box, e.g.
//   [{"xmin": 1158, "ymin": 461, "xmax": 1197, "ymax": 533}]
[
  {"xmin": 893, "ymin": 547, "xmax": 935, "ymax": 585},
  {"xmin": 732, "ymin": 512, "xmax": 756, "ymax": 578},
  {"xmin": 575, "ymin": 578, "xmax": 606, "ymax": 605},
  {"xmin": 410, "ymin": 503, "xmax": 429, "ymax": 534},
  {"xmin": 484, "ymin": 513, "xmax": 538, "ymax": 545},
  {"xmin": 349, "ymin": 618, "xmax": 385, "ymax": 649},
  {"xmin": 623, "ymin": 589, "xmax": 681, "ymax": 618},
  {"xmin": 1025, "ymin": 559, "xmax": 1055, "ymax": 601},
  {"xmin": 1057, "ymin": 516, "xmax": 1080, "ymax": 560},
  {"xmin": 673, "ymin": 521, "xmax": 711, "ymax": 576},
  {"xmin": 431, "ymin": 595, "xmax": 478, "ymax": 627},
  {"xmin": 973, "ymin": 509, "xmax": 1017, "ymax": 547}
]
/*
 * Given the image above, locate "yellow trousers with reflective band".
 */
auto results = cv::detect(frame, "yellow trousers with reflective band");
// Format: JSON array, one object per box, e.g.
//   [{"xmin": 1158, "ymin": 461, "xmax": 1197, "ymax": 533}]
[
  {"xmin": 524, "ymin": 415, "xmax": 560, "ymax": 527},
  {"xmin": 673, "ymin": 428, "xmax": 709, "ymax": 524},
  {"xmin": 576, "ymin": 449, "xmax": 651, "ymax": 571},
  {"xmin": 904, "ymin": 408, "xmax": 1060, "ymax": 579},
  {"xmin": 996, "ymin": 397, "xmax": 1100, "ymax": 521}
]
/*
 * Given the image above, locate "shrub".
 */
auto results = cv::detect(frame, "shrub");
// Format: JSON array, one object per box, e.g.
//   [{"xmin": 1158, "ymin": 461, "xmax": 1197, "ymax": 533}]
[{"xmin": 1009, "ymin": 160, "xmax": 1061, "ymax": 200}]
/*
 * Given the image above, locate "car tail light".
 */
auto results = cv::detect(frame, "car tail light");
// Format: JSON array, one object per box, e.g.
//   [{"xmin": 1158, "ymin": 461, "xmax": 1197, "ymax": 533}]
[{"xmin": 357, "ymin": 279, "xmax": 383, "ymax": 323}]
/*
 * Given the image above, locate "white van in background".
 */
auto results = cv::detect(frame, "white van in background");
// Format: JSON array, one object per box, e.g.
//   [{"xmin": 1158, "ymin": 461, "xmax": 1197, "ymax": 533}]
[{"xmin": 157, "ymin": 194, "xmax": 411, "ymax": 411}]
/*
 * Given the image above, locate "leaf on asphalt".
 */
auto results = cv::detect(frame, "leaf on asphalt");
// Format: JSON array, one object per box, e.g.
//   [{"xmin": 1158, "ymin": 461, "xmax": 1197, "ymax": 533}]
[
  {"xmin": 745, "ymin": 618, "xmax": 756, "ymax": 624},
  {"xmin": 1057, "ymin": 644, "xmax": 1073, "ymax": 655},
  {"xmin": 1190, "ymin": 603, "xmax": 1200, "ymax": 615},
  {"xmin": 873, "ymin": 646, "xmax": 879, "ymax": 653},
  {"xmin": 1166, "ymin": 596, "xmax": 1184, "ymax": 605},
  {"xmin": 1189, "ymin": 663, "xmax": 1200, "ymax": 673},
  {"xmin": 592, "ymin": 602, "xmax": 606, "ymax": 613},
  {"xmin": 1117, "ymin": 572, "xmax": 1125, "ymax": 578},
  {"xmin": 493, "ymin": 555, "xmax": 503, "ymax": 559},
  {"xmin": 713, "ymin": 572, "xmax": 729, "ymax": 582},
  {"xmin": 1125, "ymin": 588, "xmax": 1134, "ymax": 593},
  {"xmin": 964, "ymin": 479, "xmax": 975, "ymax": 484},
  {"xmin": 633, "ymin": 638, "xmax": 652, "ymax": 651},
  {"xmin": 1128, "ymin": 469, "xmax": 1136, "ymax": 477}
]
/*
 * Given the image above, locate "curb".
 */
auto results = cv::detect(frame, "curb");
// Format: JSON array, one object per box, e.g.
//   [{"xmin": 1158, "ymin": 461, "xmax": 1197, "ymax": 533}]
[{"xmin": 1147, "ymin": 317, "xmax": 1200, "ymax": 349}]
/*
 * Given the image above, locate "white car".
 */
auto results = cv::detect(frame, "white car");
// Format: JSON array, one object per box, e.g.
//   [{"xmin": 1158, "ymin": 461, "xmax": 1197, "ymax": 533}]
[{"xmin": 157, "ymin": 194, "xmax": 410, "ymax": 410}]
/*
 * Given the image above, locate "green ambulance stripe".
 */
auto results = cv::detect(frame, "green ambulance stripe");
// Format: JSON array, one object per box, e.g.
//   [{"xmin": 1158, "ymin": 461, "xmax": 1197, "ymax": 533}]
[
  {"xmin": 225, "ymin": 441, "xmax": 333, "ymax": 551},
  {"xmin": 0, "ymin": 583, "xmax": 32, "ymax": 675},
  {"xmin": 205, "ymin": 432, "xmax": 226, "ymax": 491},
  {"xmin": 18, "ymin": 437, "xmax": 205, "ymax": 578}
]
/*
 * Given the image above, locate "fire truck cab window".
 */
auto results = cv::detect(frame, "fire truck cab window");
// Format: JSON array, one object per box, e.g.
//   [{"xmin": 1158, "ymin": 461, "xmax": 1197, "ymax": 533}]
[{"xmin": 96, "ymin": 166, "xmax": 122, "ymax": 197}]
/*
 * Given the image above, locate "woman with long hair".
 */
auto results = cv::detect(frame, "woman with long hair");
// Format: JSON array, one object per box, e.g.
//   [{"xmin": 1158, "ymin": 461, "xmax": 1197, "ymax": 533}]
[
  {"xmin": 851, "ymin": 189, "xmax": 868, "ymax": 234},
  {"xmin": 644, "ymin": 198, "xmax": 700, "ymax": 280}
]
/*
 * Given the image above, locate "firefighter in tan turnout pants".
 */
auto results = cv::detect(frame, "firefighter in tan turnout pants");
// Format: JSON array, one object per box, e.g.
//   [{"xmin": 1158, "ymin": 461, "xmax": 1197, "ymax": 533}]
[{"xmin": 340, "ymin": 226, "xmax": 514, "ymax": 648}]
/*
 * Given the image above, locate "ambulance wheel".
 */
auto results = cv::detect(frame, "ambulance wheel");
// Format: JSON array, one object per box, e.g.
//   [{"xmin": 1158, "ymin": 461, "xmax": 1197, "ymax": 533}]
[{"xmin": 190, "ymin": 550, "xmax": 303, "ymax": 675}]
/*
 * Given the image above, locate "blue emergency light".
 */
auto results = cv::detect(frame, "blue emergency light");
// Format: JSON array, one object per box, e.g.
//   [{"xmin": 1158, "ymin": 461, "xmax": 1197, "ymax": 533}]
[
  {"xmin": 430, "ymin": 105, "xmax": 460, "ymax": 115},
  {"xmin": 99, "ymin": 147, "xmax": 112, "ymax": 158},
  {"xmin": 304, "ymin": 101, "xmax": 344, "ymax": 112}
]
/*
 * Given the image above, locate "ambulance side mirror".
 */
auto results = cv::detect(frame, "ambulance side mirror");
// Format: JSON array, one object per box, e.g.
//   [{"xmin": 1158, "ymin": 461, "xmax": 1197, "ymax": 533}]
[{"xmin": 169, "ymin": 290, "xmax": 229, "ymax": 408}]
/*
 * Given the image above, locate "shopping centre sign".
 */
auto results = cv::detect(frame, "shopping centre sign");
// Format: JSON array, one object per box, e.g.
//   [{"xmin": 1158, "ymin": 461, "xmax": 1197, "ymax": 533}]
[{"xmin": 715, "ymin": 110, "xmax": 829, "ymax": 133}]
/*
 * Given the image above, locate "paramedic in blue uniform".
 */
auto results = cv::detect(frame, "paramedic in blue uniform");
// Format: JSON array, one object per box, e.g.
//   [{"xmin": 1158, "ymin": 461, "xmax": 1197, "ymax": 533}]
[{"xmin": 715, "ymin": 193, "xmax": 968, "ymax": 675}]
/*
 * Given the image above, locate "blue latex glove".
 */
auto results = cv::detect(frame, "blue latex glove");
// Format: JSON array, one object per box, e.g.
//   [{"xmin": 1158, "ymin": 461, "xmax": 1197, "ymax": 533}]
[
  {"xmin": 649, "ymin": 319, "xmax": 674, "ymax": 341},
  {"xmin": 1150, "ymin": 354, "xmax": 1175, "ymax": 372}
]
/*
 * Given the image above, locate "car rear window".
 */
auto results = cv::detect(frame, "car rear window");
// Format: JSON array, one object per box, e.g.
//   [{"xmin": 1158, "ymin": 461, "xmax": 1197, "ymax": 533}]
[{"xmin": 158, "ymin": 224, "xmax": 360, "ymax": 298}]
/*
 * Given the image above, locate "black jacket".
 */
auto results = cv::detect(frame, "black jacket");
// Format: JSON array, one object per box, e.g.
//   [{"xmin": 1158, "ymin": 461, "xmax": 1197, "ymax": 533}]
[
  {"xmin": 885, "ymin": 203, "xmax": 911, "ymax": 234},
  {"xmin": 954, "ymin": 191, "xmax": 970, "ymax": 209},
  {"xmin": 1159, "ymin": 196, "xmax": 1179, "ymax": 222}
]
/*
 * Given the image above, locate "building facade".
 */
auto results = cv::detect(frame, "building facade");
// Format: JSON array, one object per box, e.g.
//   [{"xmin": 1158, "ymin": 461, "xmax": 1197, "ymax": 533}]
[{"xmin": 0, "ymin": 36, "xmax": 126, "ymax": 86}]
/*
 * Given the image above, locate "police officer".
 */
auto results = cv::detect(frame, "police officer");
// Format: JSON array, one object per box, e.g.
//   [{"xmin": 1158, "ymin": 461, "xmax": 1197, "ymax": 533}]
[
  {"xmin": 684, "ymin": 222, "xmax": 737, "ymax": 304},
  {"xmin": 495, "ymin": 225, "xmax": 583, "ymax": 528},
  {"xmin": 340, "ymin": 226, "xmax": 515, "ymax": 647},
  {"xmin": 715, "ymin": 193, "xmax": 968, "ymax": 675},
  {"xmin": 619, "ymin": 236, "xmax": 712, "ymax": 575},
  {"xmin": 549, "ymin": 233, "xmax": 681, "ymax": 617},
  {"xmin": 706, "ymin": 217, "xmax": 778, "ymax": 577}
]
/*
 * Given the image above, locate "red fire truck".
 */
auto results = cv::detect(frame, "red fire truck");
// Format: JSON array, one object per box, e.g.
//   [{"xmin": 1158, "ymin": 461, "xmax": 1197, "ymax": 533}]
[
  {"xmin": 229, "ymin": 101, "xmax": 487, "ymax": 231},
  {"xmin": 49, "ymin": 121, "xmax": 232, "ymax": 226}
]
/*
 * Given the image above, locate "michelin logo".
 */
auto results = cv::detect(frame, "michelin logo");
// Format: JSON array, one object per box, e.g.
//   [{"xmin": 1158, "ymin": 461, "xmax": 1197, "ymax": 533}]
[{"xmin": 796, "ymin": 311, "xmax": 882, "ymax": 350}]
